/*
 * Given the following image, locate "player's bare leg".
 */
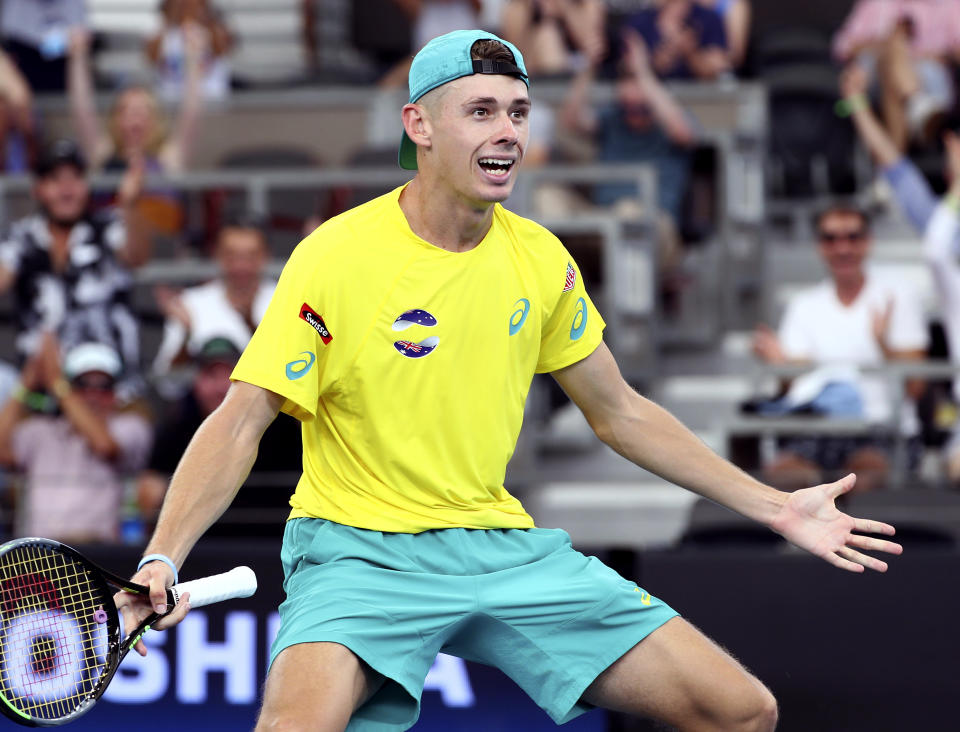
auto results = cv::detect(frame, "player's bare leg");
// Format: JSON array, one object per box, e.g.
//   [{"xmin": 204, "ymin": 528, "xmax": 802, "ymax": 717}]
[
  {"xmin": 255, "ymin": 642, "xmax": 384, "ymax": 732},
  {"xmin": 581, "ymin": 617, "xmax": 777, "ymax": 732}
]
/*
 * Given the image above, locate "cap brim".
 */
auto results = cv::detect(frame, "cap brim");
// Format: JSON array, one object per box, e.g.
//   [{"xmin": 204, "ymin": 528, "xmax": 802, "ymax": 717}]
[{"xmin": 398, "ymin": 131, "xmax": 418, "ymax": 170}]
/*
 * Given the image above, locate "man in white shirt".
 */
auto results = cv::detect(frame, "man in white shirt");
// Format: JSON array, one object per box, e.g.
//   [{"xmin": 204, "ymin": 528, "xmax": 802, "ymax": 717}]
[
  {"xmin": 753, "ymin": 203, "xmax": 928, "ymax": 490},
  {"xmin": 152, "ymin": 215, "xmax": 276, "ymax": 376}
]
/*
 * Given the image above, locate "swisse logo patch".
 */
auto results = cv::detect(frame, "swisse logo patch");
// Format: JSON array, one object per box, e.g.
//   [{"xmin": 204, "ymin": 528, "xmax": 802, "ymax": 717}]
[{"xmin": 299, "ymin": 303, "xmax": 332, "ymax": 344}]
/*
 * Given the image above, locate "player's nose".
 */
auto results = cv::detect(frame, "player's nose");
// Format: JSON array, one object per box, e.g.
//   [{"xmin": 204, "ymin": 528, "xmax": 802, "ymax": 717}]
[{"xmin": 492, "ymin": 112, "xmax": 519, "ymax": 146}]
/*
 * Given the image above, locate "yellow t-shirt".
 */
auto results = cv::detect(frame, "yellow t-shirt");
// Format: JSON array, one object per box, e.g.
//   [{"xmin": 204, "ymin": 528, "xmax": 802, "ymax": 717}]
[{"xmin": 231, "ymin": 186, "xmax": 605, "ymax": 532}]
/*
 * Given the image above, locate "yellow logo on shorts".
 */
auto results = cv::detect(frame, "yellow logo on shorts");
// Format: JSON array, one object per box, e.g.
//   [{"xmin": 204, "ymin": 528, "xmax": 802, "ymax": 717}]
[{"xmin": 633, "ymin": 588, "xmax": 652, "ymax": 605}]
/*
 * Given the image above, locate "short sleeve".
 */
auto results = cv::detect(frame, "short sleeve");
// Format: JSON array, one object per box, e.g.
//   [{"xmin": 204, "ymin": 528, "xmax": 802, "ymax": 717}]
[
  {"xmin": 778, "ymin": 297, "xmax": 814, "ymax": 360},
  {"xmin": 102, "ymin": 213, "xmax": 127, "ymax": 253},
  {"xmin": 231, "ymin": 238, "xmax": 328, "ymax": 421},
  {"xmin": 0, "ymin": 235, "xmax": 22, "ymax": 274},
  {"xmin": 535, "ymin": 255, "xmax": 606, "ymax": 373},
  {"xmin": 696, "ymin": 6, "xmax": 727, "ymax": 49},
  {"xmin": 886, "ymin": 281, "xmax": 929, "ymax": 352},
  {"xmin": 882, "ymin": 157, "xmax": 936, "ymax": 233},
  {"xmin": 110, "ymin": 414, "xmax": 153, "ymax": 474}
]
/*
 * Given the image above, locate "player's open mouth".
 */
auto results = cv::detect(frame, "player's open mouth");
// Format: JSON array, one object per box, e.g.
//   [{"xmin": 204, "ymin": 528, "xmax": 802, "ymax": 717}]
[{"xmin": 478, "ymin": 157, "xmax": 515, "ymax": 178}]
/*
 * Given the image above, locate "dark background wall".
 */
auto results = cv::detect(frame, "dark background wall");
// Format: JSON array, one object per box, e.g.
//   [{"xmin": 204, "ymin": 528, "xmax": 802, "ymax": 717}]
[{"xmin": 69, "ymin": 539, "xmax": 957, "ymax": 732}]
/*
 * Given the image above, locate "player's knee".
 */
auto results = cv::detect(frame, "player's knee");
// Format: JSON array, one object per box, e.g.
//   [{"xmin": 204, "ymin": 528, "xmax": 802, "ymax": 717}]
[
  {"xmin": 735, "ymin": 683, "xmax": 778, "ymax": 732},
  {"xmin": 255, "ymin": 711, "xmax": 348, "ymax": 732},
  {"xmin": 703, "ymin": 676, "xmax": 776, "ymax": 732}
]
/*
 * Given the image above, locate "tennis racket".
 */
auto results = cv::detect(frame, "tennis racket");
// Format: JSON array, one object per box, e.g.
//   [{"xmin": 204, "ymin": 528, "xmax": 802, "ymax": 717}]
[{"xmin": 0, "ymin": 537, "xmax": 257, "ymax": 727}]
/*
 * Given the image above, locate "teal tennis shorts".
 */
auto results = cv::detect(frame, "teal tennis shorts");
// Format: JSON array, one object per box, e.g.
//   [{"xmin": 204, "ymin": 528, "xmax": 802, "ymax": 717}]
[{"xmin": 272, "ymin": 518, "xmax": 678, "ymax": 731}]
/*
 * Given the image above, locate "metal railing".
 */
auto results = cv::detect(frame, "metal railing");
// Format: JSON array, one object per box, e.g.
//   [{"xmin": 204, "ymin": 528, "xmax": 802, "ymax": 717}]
[{"xmin": 730, "ymin": 360, "xmax": 960, "ymax": 485}]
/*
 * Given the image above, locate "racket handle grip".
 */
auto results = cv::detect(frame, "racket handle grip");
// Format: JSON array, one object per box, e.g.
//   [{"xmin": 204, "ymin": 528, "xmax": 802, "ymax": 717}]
[{"xmin": 168, "ymin": 566, "xmax": 257, "ymax": 609}]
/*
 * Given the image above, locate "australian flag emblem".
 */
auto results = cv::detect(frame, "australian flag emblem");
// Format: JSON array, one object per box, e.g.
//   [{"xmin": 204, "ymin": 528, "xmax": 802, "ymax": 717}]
[{"xmin": 563, "ymin": 262, "xmax": 576, "ymax": 292}]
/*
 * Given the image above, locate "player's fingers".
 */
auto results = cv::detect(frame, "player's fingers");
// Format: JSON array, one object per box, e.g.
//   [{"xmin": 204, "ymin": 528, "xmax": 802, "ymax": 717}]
[
  {"xmin": 146, "ymin": 571, "xmax": 170, "ymax": 615},
  {"xmin": 825, "ymin": 472, "xmax": 857, "ymax": 499},
  {"xmin": 848, "ymin": 534, "xmax": 903, "ymax": 555},
  {"xmin": 824, "ymin": 550, "xmax": 865, "ymax": 573},
  {"xmin": 153, "ymin": 591, "xmax": 190, "ymax": 631},
  {"xmin": 119, "ymin": 606, "xmax": 149, "ymax": 656},
  {"xmin": 852, "ymin": 517, "xmax": 896, "ymax": 536},
  {"xmin": 839, "ymin": 546, "xmax": 888, "ymax": 573}
]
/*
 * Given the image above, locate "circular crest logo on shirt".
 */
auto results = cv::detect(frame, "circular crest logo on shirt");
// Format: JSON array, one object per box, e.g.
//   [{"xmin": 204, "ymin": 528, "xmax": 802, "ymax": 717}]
[
  {"xmin": 392, "ymin": 309, "xmax": 437, "ymax": 331},
  {"xmin": 392, "ymin": 308, "xmax": 439, "ymax": 358}
]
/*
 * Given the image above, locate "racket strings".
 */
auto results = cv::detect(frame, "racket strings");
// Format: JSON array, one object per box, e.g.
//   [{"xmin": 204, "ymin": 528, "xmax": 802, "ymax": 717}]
[{"xmin": 0, "ymin": 545, "xmax": 112, "ymax": 720}]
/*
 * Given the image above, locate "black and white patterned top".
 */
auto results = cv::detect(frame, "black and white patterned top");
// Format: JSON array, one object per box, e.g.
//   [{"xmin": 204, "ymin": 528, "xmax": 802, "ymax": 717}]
[{"xmin": 0, "ymin": 211, "xmax": 140, "ymax": 383}]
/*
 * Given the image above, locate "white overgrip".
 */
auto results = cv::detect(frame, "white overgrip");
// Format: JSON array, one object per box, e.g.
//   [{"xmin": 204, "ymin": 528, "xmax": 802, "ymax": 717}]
[{"xmin": 169, "ymin": 566, "xmax": 257, "ymax": 608}]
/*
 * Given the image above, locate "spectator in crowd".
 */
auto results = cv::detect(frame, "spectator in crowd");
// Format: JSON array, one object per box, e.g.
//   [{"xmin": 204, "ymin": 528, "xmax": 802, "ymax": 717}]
[
  {"xmin": 626, "ymin": 0, "xmax": 730, "ymax": 81},
  {"xmin": 841, "ymin": 62, "xmax": 948, "ymax": 238},
  {"xmin": 0, "ymin": 48, "xmax": 35, "ymax": 173},
  {"xmin": 561, "ymin": 28, "xmax": 696, "ymax": 267},
  {"xmin": 146, "ymin": 0, "xmax": 234, "ymax": 103},
  {"xmin": 752, "ymin": 203, "xmax": 928, "ymax": 491},
  {"xmin": 0, "ymin": 0, "xmax": 86, "ymax": 92},
  {"xmin": 833, "ymin": 0, "xmax": 960, "ymax": 153},
  {"xmin": 151, "ymin": 215, "xmax": 276, "ymax": 376},
  {"xmin": 137, "ymin": 337, "xmax": 300, "ymax": 536},
  {"xmin": 922, "ymin": 131, "xmax": 960, "ymax": 482},
  {"xmin": 0, "ymin": 337, "xmax": 152, "ymax": 543},
  {"xmin": 500, "ymin": 0, "xmax": 606, "ymax": 77},
  {"xmin": 842, "ymin": 64, "xmax": 960, "ymax": 455},
  {"xmin": 0, "ymin": 140, "xmax": 149, "ymax": 397},
  {"xmin": 68, "ymin": 26, "xmax": 204, "ymax": 175},
  {"xmin": 695, "ymin": 0, "xmax": 750, "ymax": 70}
]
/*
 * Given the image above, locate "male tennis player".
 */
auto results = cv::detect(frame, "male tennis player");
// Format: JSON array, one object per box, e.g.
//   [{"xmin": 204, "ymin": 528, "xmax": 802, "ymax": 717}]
[{"xmin": 119, "ymin": 30, "xmax": 902, "ymax": 732}]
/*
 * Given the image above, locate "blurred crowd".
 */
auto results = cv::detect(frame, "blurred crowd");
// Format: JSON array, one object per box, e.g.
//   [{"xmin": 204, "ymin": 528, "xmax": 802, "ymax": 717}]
[{"xmin": 1, "ymin": 0, "xmax": 960, "ymax": 545}]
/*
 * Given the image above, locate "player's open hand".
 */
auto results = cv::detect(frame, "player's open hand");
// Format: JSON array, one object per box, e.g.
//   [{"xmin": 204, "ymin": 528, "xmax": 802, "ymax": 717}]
[
  {"xmin": 114, "ymin": 562, "xmax": 191, "ymax": 657},
  {"xmin": 768, "ymin": 473, "xmax": 903, "ymax": 573}
]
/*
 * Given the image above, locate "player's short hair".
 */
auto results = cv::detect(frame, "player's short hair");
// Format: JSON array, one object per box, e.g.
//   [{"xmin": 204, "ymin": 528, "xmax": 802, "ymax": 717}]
[
  {"xmin": 812, "ymin": 202, "xmax": 871, "ymax": 236},
  {"xmin": 420, "ymin": 39, "xmax": 519, "ymax": 113},
  {"xmin": 470, "ymin": 38, "xmax": 517, "ymax": 66}
]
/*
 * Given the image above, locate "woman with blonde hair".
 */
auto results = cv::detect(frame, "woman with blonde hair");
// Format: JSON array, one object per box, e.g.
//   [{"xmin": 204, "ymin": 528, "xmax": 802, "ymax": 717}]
[{"xmin": 68, "ymin": 25, "xmax": 205, "ymax": 175}]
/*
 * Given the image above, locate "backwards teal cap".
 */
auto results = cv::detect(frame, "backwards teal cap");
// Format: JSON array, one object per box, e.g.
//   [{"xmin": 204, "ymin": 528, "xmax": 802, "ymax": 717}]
[{"xmin": 399, "ymin": 29, "xmax": 529, "ymax": 170}]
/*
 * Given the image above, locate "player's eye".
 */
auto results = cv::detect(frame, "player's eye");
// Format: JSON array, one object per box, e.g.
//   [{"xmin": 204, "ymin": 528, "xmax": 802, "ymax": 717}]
[{"xmin": 472, "ymin": 108, "xmax": 489, "ymax": 118}]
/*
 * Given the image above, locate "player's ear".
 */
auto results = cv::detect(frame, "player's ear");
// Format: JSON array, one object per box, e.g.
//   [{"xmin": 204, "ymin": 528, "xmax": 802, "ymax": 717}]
[{"xmin": 402, "ymin": 103, "xmax": 433, "ymax": 150}]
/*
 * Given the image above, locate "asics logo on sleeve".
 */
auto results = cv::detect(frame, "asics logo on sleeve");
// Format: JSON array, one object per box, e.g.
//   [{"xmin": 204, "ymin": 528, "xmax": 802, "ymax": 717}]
[
  {"xmin": 285, "ymin": 351, "xmax": 316, "ymax": 380},
  {"xmin": 509, "ymin": 298, "xmax": 530, "ymax": 336},
  {"xmin": 570, "ymin": 298, "xmax": 587, "ymax": 340}
]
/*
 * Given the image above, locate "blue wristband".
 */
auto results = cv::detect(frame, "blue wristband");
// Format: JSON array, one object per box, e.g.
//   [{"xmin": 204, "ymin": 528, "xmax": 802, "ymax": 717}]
[{"xmin": 138, "ymin": 554, "xmax": 179, "ymax": 585}]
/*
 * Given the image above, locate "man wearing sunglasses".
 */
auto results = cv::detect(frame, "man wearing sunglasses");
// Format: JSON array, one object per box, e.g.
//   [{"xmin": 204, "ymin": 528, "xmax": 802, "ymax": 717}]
[
  {"xmin": 753, "ymin": 203, "xmax": 928, "ymax": 491},
  {"xmin": 0, "ymin": 337, "xmax": 152, "ymax": 542}
]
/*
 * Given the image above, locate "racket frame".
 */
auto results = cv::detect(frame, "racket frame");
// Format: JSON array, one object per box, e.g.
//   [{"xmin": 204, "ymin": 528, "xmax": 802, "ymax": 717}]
[{"xmin": 0, "ymin": 537, "xmax": 169, "ymax": 727}]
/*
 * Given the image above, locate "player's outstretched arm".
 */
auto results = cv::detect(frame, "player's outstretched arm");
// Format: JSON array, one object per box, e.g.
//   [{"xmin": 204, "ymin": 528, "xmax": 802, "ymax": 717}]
[
  {"xmin": 116, "ymin": 380, "xmax": 283, "ymax": 653},
  {"xmin": 552, "ymin": 342, "xmax": 902, "ymax": 572}
]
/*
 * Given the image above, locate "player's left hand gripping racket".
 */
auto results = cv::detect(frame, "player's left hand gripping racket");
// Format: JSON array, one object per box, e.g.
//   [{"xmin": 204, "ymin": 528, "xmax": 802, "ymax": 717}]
[{"xmin": 0, "ymin": 537, "xmax": 257, "ymax": 726}]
